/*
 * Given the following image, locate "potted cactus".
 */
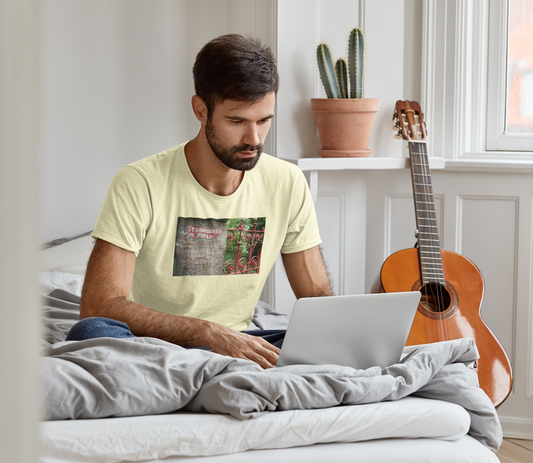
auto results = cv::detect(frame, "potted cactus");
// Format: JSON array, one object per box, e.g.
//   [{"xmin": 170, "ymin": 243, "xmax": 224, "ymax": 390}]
[{"xmin": 312, "ymin": 28, "xmax": 380, "ymax": 157}]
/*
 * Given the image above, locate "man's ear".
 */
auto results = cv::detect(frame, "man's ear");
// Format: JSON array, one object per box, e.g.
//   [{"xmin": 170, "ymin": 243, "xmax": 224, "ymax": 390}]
[{"xmin": 191, "ymin": 95, "xmax": 208, "ymax": 123}]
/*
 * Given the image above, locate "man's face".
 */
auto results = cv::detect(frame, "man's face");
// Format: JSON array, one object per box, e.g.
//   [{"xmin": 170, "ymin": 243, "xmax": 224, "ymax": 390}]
[{"xmin": 205, "ymin": 93, "xmax": 275, "ymax": 171}]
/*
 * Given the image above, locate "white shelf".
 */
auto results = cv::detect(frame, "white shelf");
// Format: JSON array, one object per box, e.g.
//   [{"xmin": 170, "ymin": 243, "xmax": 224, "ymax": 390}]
[
  {"xmin": 282, "ymin": 156, "xmax": 444, "ymax": 205},
  {"xmin": 444, "ymin": 158, "xmax": 533, "ymax": 173},
  {"xmin": 282, "ymin": 156, "xmax": 445, "ymax": 171},
  {"xmin": 282, "ymin": 156, "xmax": 533, "ymax": 173}
]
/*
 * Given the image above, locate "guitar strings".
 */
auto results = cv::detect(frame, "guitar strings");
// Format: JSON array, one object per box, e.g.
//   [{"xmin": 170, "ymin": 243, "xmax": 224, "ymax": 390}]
[
  {"xmin": 404, "ymin": 108, "xmax": 448, "ymax": 343},
  {"xmin": 415, "ymin": 139, "xmax": 440, "ymax": 342},
  {"xmin": 413, "ymin": 133, "xmax": 447, "ymax": 342},
  {"xmin": 412, "ymin": 139, "xmax": 436, "ymax": 342},
  {"xmin": 406, "ymin": 108, "xmax": 442, "ymax": 340}
]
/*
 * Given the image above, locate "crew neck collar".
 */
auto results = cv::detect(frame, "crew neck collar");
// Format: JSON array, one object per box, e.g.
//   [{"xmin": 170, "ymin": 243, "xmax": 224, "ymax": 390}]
[{"xmin": 179, "ymin": 142, "xmax": 250, "ymax": 201}]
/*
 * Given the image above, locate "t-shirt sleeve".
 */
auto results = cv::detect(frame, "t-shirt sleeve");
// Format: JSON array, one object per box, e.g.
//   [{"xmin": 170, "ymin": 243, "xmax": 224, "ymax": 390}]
[
  {"xmin": 280, "ymin": 168, "xmax": 322, "ymax": 254},
  {"xmin": 91, "ymin": 166, "xmax": 152, "ymax": 256}
]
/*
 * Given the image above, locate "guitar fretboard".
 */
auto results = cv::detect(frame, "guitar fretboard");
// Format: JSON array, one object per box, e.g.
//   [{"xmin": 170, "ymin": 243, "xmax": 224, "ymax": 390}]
[{"xmin": 409, "ymin": 141, "xmax": 445, "ymax": 286}]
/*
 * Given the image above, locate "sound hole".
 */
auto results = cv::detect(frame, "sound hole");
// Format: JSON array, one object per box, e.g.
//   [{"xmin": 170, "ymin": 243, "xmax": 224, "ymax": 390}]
[{"xmin": 420, "ymin": 282, "xmax": 451, "ymax": 313}]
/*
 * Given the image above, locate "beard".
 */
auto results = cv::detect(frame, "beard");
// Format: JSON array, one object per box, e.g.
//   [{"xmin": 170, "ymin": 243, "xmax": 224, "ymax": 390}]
[{"xmin": 205, "ymin": 118, "xmax": 262, "ymax": 171}]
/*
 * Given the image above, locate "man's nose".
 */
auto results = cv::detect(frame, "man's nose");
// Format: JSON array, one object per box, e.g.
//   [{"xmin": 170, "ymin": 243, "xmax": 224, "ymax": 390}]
[{"xmin": 243, "ymin": 124, "xmax": 260, "ymax": 147}]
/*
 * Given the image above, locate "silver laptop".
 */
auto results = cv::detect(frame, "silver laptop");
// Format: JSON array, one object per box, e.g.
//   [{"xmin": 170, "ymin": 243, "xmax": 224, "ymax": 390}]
[{"xmin": 276, "ymin": 291, "xmax": 421, "ymax": 370}]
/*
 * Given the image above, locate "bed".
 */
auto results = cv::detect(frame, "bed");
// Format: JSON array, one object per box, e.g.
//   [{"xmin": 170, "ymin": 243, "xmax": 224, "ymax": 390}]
[{"xmin": 38, "ymin": 233, "xmax": 502, "ymax": 463}]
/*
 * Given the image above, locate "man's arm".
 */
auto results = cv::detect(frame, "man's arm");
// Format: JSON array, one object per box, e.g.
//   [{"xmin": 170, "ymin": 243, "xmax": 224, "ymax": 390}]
[
  {"xmin": 80, "ymin": 239, "xmax": 280, "ymax": 368},
  {"xmin": 281, "ymin": 245, "xmax": 333, "ymax": 298}
]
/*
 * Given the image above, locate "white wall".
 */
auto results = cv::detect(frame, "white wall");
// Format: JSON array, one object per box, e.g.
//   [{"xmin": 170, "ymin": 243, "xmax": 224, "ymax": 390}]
[{"xmin": 39, "ymin": 0, "xmax": 191, "ymax": 242}]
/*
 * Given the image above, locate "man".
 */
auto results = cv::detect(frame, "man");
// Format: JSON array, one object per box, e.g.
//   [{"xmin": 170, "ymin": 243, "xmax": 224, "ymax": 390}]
[{"xmin": 69, "ymin": 34, "xmax": 332, "ymax": 369}]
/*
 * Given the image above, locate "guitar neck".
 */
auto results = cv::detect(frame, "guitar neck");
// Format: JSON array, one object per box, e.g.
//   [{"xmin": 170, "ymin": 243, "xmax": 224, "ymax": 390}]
[{"xmin": 409, "ymin": 141, "xmax": 445, "ymax": 286}]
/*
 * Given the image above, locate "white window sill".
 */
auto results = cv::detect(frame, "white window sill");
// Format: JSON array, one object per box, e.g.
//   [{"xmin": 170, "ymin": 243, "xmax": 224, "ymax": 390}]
[
  {"xmin": 444, "ymin": 157, "xmax": 533, "ymax": 173},
  {"xmin": 282, "ymin": 156, "xmax": 445, "ymax": 172},
  {"xmin": 282, "ymin": 156, "xmax": 533, "ymax": 174}
]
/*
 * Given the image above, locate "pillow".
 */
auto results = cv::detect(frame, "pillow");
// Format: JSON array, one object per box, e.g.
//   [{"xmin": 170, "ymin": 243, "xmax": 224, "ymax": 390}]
[
  {"xmin": 40, "ymin": 233, "xmax": 95, "ymax": 275},
  {"xmin": 39, "ymin": 271, "xmax": 85, "ymax": 297}
]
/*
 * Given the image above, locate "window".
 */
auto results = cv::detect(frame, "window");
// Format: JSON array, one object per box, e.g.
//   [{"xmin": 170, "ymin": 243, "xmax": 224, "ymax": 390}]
[
  {"xmin": 487, "ymin": 0, "xmax": 533, "ymax": 151},
  {"xmin": 507, "ymin": 0, "xmax": 533, "ymax": 132}
]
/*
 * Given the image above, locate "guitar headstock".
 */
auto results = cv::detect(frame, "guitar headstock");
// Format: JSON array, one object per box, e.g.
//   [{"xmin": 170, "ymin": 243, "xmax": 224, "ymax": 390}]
[{"xmin": 392, "ymin": 100, "xmax": 428, "ymax": 142}]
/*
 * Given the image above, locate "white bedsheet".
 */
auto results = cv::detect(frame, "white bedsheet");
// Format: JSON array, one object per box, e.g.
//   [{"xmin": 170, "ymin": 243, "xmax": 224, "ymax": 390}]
[{"xmin": 40, "ymin": 397, "xmax": 470, "ymax": 463}]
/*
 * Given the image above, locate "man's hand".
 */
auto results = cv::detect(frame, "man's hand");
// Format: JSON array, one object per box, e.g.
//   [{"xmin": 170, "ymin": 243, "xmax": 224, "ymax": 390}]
[{"xmin": 204, "ymin": 325, "xmax": 280, "ymax": 369}]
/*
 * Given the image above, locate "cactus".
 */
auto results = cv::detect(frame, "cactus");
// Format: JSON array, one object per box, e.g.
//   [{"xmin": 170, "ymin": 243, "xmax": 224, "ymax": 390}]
[
  {"xmin": 317, "ymin": 43, "xmax": 339, "ymax": 98},
  {"xmin": 348, "ymin": 28, "xmax": 365, "ymax": 98},
  {"xmin": 317, "ymin": 27, "xmax": 365, "ymax": 99},
  {"xmin": 335, "ymin": 59, "xmax": 348, "ymax": 98}
]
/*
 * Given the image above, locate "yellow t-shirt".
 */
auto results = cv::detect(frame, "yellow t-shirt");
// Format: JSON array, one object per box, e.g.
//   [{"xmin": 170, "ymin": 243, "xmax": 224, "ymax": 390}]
[{"xmin": 92, "ymin": 142, "xmax": 321, "ymax": 330}]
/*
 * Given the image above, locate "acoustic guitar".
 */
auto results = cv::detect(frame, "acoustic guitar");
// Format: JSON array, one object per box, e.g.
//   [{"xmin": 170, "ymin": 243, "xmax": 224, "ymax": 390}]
[{"xmin": 373, "ymin": 100, "xmax": 512, "ymax": 407}]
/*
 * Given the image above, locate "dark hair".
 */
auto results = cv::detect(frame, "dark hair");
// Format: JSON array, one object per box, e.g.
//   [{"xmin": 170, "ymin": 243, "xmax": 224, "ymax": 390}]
[{"xmin": 193, "ymin": 34, "xmax": 279, "ymax": 114}]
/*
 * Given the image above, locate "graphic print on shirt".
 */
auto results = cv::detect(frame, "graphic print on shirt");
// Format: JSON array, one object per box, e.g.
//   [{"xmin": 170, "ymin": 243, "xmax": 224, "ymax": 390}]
[{"xmin": 173, "ymin": 217, "xmax": 266, "ymax": 276}]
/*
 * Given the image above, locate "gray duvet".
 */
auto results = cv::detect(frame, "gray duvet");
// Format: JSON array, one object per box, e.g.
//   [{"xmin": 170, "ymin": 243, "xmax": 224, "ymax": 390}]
[{"xmin": 40, "ymin": 289, "xmax": 503, "ymax": 452}]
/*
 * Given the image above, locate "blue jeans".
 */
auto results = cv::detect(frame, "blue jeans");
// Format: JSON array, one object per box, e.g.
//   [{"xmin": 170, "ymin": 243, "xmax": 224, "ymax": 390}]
[{"xmin": 66, "ymin": 317, "xmax": 285, "ymax": 349}]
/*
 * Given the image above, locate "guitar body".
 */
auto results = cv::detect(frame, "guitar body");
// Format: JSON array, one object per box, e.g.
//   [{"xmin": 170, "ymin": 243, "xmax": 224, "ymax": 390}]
[{"xmin": 375, "ymin": 247, "xmax": 512, "ymax": 407}]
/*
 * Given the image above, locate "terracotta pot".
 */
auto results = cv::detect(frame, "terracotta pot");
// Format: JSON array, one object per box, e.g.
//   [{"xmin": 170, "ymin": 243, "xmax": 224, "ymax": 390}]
[{"xmin": 311, "ymin": 98, "xmax": 380, "ymax": 157}]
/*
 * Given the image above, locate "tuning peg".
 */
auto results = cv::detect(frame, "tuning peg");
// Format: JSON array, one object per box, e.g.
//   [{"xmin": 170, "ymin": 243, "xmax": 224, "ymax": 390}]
[
  {"xmin": 394, "ymin": 129, "xmax": 403, "ymax": 140},
  {"xmin": 391, "ymin": 110, "xmax": 398, "ymax": 123},
  {"xmin": 392, "ymin": 125, "xmax": 399, "ymax": 131}
]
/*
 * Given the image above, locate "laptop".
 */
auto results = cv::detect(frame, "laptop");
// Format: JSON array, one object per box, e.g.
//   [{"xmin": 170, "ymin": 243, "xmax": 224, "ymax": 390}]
[{"xmin": 276, "ymin": 291, "xmax": 421, "ymax": 370}]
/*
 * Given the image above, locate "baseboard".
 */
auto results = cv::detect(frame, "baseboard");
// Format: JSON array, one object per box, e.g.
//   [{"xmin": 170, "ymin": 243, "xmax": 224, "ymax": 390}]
[{"xmin": 500, "ymin": 415, "xmax": 533, "ymax": 439}]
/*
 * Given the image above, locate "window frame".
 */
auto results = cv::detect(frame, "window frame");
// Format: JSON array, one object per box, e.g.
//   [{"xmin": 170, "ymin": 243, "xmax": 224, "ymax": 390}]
[{"xmin": 422, "ymin": 0, "xmax": 533, "ymax": 163}]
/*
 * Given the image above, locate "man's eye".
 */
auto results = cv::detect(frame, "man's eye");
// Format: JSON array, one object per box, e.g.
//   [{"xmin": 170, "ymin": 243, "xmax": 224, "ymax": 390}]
[{"xmin": 231, "ymin": 120, "xmax": 243, "ymax": 124}]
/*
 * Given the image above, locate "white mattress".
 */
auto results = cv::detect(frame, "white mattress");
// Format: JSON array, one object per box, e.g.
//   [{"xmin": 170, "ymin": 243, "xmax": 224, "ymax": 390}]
[
  {"xmin": 150, "ymin": 436, "xmax": 498, "ymax": 463},
  {"xmin": 40, "ymin": 397, "xmax": 472, "ymax": 463}
]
